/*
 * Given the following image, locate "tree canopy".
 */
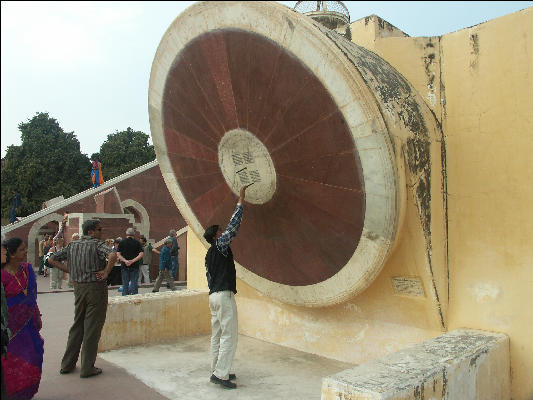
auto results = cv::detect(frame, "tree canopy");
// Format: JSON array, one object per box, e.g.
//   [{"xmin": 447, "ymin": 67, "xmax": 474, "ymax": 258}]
[
  {"xmin": 1, "ymin": 112, "xmax": 91, "ymax": 219},
  {"xmin": 95, "ymin": 128, "xmax": 155, "ymax": 180},
  {"xmin": 1, "ymin": 115, "xmax": 156, "ymax": 222}
]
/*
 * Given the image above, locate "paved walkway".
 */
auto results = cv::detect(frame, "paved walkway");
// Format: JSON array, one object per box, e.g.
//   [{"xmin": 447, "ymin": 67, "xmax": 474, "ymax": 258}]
[
  {"xmin": 33, "ymin": 273, "xmax": 354, "ymax": 399},
  {"xmin": 35, "ymin": 273, "xmax": 183, "ymax": 400}
]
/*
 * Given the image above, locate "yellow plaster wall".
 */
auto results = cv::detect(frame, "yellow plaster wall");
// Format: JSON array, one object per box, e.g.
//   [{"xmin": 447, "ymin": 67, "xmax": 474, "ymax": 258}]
[
  {"xmin": 183, "ymin": 7, "xmax": 532, "ymax": 398},
  {"xmin": 352, "ymin": 9, "xmax": 533, "ymax": 397},
  {"xmin": 375, "ymin": 37, "xmax": 443, "ymax": 119},
  {"xmin": 440, "ymin": 8, "xmax": 533, "ymax": 400},
  {"xmin": 350, "ymin": 17, "xmax": 443, "ymax": 120},
  {"xmin": 349, "ymin": 16, "xmax": 379, "ymax": 49},
  {"xmin": 186, "ymin": 229, "xmax": 209, "ymax": 291},
  {"xmin": 350, "ymin": 15, "xmax": 408, "ymax": 47}
]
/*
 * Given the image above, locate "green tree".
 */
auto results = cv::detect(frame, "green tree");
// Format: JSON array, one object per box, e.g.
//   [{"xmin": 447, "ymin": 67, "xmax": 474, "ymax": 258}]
[
  {"xmin": 96, "ymin": 128, "xmax": 155, "ymax": 180},
  {"xmin": 1, "ymin": 112, "xmax": 91, "ymax": 219}
]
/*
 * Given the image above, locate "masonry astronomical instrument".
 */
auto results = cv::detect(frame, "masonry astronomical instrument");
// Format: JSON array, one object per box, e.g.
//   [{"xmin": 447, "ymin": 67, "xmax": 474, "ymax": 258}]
[{"xmin": 149, "ymin": 1, "xmax": 415, "ymax": 307}]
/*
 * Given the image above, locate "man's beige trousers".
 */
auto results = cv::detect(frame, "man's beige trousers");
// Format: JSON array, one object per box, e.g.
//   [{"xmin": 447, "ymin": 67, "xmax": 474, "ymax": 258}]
[
  {"xmin": 61, "ymin": 281, "xmax": 108, "ymax": 376},
  {"xmin": 209, "ymin": 290, "xmax": 238, "ymax": 380}
]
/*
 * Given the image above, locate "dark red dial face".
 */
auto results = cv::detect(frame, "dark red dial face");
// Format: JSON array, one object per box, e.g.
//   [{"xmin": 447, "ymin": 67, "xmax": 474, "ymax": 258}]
[{"xmin": 162, "ymin": 29, "xmax": 365, "ymax": 286}]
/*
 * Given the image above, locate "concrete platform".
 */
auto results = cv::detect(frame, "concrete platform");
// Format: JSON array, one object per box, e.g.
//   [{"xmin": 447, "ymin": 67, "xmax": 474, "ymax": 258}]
[
  {"xmin": 33, "ymin": 273, "xmax": 354, "ymax": 399},
  {"xmin": 100, "ymin": 334, "xmax": 354, "ymax": 400}
]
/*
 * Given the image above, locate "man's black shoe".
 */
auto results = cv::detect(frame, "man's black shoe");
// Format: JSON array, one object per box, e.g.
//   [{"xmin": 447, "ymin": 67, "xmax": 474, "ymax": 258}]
[
  {"xmin": 60, "ymin": 367, "xmax": 74, "ymax": 374},
  {"xmin": 229, "ymin": 373, "xmax": 236, "ymax": 380},
  {"xmin": 210, "ymin": 374, "xmax": 237, "ymax": 389}
]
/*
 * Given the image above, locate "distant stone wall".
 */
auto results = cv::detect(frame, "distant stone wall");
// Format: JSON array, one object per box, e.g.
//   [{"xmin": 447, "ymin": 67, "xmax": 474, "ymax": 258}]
[{"xmin": 2, "ymin": 161, "xmax": 188, "ymax": 281}]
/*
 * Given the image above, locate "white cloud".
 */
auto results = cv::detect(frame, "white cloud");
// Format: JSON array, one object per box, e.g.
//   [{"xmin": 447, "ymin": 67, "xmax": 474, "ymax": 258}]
[{"xmin": 1, "ymin": 1, "xmax": 144, "ymax": 68}]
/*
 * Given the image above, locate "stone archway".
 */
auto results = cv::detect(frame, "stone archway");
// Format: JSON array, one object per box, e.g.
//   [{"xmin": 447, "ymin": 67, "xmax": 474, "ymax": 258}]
[
  {"xmin": 27, "ymin": 213, "xmax": 62, "ymax": 270},
  {"xmin": 120, "ymin": 199, "xmax": 150, "ymax": 237}
]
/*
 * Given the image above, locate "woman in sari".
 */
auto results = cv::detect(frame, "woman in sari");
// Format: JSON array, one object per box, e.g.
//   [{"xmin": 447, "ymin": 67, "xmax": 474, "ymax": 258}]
[
  {"xmin": 1, "ymin": 238, "xmax": 44, "ymax": 400},
  {"xmin": 90, "ymin": 160, "xmax": 104, "ymax": 188}
]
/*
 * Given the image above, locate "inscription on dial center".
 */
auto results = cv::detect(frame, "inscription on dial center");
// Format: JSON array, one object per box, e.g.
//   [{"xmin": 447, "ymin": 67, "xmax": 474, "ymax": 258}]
[{"xmin": 219, "ymin": 129, "xmax": 276, "ymax": 204}]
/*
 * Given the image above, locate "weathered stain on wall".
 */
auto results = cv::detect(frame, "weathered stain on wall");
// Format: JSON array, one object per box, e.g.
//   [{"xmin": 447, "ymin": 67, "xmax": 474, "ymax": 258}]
[
  {"xmin": 317, "ymin": 26, "xmax": 446, "ymax": 329},
  {"xmin": 470, "ymin": 33, "xmax": 480, "ymax": 70},
  {"xmin": 345, "ymin": 9, "xmax": 533, "ymax": 397},
  {"xmin": 442, "ymin": 7, "xmax": 532, "ymax": 400},
  {"xmin": 423, "ymin": 40, "xmax": 437, "ymax": 107},
  {"xmin": 321, "ymin": 330, "xmax": 510, "ymax": 400}
]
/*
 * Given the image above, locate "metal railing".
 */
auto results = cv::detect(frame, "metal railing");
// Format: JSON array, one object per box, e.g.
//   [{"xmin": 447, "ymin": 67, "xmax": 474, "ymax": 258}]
[{"xmin": 294, "ymin": 1, "xmax": 350, "ymax": 21}]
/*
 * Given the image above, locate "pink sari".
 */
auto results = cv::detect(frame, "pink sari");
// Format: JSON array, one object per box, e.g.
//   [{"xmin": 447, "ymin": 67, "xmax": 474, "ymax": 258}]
[{"xmin": 1, "ymin": 263, "xmax": 44, "ymax": 400}]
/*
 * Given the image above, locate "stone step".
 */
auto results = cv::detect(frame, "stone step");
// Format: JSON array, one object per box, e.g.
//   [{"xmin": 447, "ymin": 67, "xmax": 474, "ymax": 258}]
[{"xmin": 322, "ymin": 329, "xmax": 510, "ymax": 400}]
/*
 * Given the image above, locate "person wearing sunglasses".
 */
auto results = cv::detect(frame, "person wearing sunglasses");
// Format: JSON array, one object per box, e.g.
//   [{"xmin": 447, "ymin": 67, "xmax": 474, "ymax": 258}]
[{"xmin": 48, "ymin": 219, "xmax": 117, "ymax": 378}]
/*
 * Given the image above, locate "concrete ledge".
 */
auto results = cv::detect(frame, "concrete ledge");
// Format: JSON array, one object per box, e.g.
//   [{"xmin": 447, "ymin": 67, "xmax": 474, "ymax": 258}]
[
  {"xmin": 99, "ymin": 289, "xmax": 211, "ymax": 352},
  {"xmin": 321, "ymin": 329, "xmax": 510, "ymax": 400}
]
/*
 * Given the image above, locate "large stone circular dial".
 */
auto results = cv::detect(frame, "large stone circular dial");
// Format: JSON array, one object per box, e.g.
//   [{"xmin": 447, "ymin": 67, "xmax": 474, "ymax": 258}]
[
  {"xmin": 149, "ymin": 2, "xmax": 402, "ymax": 306},
  {"xmin": 161, "ymin": 28, "xmax": 364, "ymax": 287}
]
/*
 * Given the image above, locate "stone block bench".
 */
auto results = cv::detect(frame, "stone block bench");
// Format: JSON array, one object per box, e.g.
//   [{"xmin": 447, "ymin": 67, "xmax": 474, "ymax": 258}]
[
  {"xmin": 98, "ymin": 289, "xmax": 211, "ymax": 352},
  {"xmin": 321, "ymin": 329, "xmax": 509, "ymax": 400}
]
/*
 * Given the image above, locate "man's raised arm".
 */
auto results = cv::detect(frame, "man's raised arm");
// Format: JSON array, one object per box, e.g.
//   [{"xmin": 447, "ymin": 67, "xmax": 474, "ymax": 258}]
[{"xmin": 216, "ymin": 184, "xmax": 252, "ymax": 254}]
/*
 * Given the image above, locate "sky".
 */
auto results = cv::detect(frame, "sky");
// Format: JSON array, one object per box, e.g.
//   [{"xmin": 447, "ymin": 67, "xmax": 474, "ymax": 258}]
[{"xmin": 2, "ymin": 1, "xmax": 532, "ymax": 158}]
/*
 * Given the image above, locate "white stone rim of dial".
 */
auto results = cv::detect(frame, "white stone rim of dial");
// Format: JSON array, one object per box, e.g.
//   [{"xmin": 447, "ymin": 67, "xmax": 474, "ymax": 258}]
[{"xmin": 149, "ymin": 1, "xmax": 400, "ymax": 306}]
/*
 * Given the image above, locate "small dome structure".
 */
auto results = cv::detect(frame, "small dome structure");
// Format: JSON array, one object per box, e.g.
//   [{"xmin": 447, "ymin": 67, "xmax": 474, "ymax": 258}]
[{"xmin": 294, "ymin": 1, "xmax": 350, "ymax": 30}]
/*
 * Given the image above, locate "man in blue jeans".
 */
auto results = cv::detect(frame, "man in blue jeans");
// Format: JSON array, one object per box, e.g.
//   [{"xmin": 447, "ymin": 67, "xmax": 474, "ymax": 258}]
[
  {"xmin": 168, "ymin": 229, "xmax": 180, "ymax": 283},
  {"xmin": 151, "ymin": 239, "xmax": 176, "ymax": 292},
  {"xmin": 116, "ymin": 228, "xmax": 143, "ymax": 295},
  {"xmin": 9, "ymin": 189, "xmax": 21, "ymax": 224}
]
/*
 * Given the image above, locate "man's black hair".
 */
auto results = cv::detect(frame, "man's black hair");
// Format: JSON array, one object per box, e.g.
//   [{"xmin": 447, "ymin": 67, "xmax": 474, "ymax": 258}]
[
  {"xmin": 82, "ymin": 219, "xmax": 101, "ymax": 235},
  {"xmin": 203, "ymin": 225, "xmax": 219, "ymax": 244}
]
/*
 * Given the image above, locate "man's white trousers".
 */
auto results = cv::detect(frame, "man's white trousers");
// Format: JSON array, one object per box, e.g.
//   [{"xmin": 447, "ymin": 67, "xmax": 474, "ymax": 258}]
[{"xmin": 209, "ymin": 290, "xmax": 238, "ymax": 380}]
